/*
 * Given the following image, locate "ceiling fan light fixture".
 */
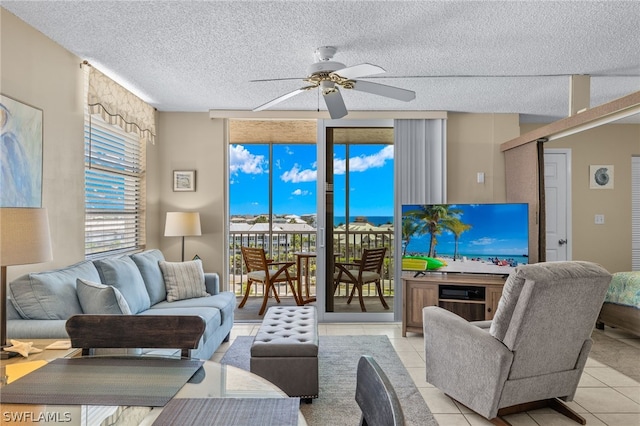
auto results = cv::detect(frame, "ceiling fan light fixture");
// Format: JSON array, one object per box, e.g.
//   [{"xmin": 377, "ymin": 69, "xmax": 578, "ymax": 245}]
[{"xmin": 253, "ymin": 46, "xmax": 415, "ymax": 117}]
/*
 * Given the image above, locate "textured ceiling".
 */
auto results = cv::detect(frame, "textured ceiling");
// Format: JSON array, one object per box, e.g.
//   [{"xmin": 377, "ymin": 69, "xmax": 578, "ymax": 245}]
[{"xmin": 3, "ymin": 1, "xmax": 639, "ymax": 122}]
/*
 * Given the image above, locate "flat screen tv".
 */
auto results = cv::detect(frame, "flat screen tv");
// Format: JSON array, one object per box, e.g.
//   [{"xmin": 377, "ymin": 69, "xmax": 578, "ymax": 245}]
[{"xmin": 401, "ymin": 203, "xmax": 529, "ymax": 275}]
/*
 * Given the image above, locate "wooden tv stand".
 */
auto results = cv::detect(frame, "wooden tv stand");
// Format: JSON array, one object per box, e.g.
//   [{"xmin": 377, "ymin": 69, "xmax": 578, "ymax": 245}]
[{"xmin": 402, "ymin": 273, "xmax": 507, "ymax": 336}]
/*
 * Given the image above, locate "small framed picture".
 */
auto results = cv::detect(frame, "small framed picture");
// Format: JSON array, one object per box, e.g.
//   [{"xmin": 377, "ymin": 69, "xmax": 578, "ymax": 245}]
[
  {"xmin": 173, "ymin": 170, "xmax": 196, "ymax": 192},
  {"xmin": 589, "ymin": 165, "xmax": 614, "ymax": 189}
]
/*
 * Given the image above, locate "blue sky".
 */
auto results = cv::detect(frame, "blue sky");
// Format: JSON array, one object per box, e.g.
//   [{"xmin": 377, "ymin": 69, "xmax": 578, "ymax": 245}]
[
  {"xmin": 229, "ymin": 143, "xmax": 394, "ymax": 217},
  {"xmin": 402, "ymin": 203, "xmax": 529, "ymax": 257}
]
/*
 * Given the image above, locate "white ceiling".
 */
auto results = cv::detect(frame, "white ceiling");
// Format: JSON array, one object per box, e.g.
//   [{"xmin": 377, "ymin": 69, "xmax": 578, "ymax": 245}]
[{"xmin": 3, "ymin": 1, "xmax": 639, "ymax": 122}]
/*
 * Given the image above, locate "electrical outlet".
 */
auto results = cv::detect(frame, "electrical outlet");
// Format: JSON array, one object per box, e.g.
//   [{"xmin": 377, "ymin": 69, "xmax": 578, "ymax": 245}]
[{"xmin": 595, "ymin": 214, "xmax": 605, "ymax": 224}]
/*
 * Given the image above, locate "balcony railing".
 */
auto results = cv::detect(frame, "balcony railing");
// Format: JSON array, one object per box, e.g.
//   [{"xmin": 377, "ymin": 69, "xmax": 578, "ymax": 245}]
[{"xmin": 229, "ymin": 229, "xmax": 395, "ymax": 300}]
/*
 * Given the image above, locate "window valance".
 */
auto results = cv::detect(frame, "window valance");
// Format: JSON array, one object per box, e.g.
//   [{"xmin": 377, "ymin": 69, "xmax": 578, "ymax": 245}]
[{"xmin": 84, "ymin": 63, "xmax": 156, "ymax": 144}]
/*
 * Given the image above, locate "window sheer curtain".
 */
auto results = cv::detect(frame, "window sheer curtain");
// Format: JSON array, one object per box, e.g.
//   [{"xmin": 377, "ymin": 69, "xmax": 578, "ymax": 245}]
[
  {"xmin": 504, "ymin": 140, "xmax": 545, "ymax": 263},
  {"xmin": 393, "ymin": 118, "xmax": 447, "ymax": 317}
]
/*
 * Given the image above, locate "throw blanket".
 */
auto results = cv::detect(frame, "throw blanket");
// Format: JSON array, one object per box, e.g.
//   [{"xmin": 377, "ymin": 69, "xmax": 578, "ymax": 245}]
[{"xmin": 604, "ymin": 271, "xmax": 640, "ymax": 309}]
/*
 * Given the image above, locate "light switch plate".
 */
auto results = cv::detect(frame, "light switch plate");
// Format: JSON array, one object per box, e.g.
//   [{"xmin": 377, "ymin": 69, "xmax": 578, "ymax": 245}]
[{"xmin": 595, "ymin": 214, "xmax": 605, "ymax": 224}]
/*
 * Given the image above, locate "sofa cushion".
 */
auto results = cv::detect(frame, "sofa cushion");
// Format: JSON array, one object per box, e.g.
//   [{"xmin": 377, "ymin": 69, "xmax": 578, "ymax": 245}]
[
  {"xmin": 150, "ymin": 291, "xmax": 235, "ymax": 324},
  {"xmin": 76, "ymin": 278, "xmax": 132, "ymax": 315},
  {"xmin": 130, "ymin": 249, "xmax": 167, "ymax": 305},
  {"xmin": 159, "ymin": 259, "xmax": 209, "ymax": 302},
  {"xmin": 138, "ymin": 307, "xmax": 221, "ymax": 355},
  {"xmin": 8, "ymin": 260, "xmax": 98, "ymax": 320},
  {"xmin": 94, "ymin": 256, "xmax": 151, "ymax": 314}
]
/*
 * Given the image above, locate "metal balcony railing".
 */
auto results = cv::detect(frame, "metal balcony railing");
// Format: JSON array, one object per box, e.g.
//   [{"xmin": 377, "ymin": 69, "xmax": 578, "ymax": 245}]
[{"xmin": 228, "ymin": 229, "xmax": 395, "ymax": 300}]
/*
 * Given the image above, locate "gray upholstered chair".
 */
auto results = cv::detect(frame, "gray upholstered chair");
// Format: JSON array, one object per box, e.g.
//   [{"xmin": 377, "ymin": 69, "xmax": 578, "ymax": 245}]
[
  {"xmin": 423, "ymin": 261, "xmax": 612, "ymax": 426},
  {"xmin": 355, "ymin": 355, "xmax": 405, "ymax": 426}
]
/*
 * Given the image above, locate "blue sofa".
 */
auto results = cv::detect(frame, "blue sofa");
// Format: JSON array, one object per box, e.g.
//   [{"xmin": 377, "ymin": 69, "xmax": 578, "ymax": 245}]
[{"xmin": 6, "ymin": 249, "xmax": 235, "ymax": 360}]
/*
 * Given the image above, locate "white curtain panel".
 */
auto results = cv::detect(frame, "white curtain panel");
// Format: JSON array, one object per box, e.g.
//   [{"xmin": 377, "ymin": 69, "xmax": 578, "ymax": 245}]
[
  {"xmin": 394, "ymin": 119, "xmax": 447, "ymax": 205},
  {"xmin": 392, "ymin": 118, "xmax": 446, "ymax": 318}
]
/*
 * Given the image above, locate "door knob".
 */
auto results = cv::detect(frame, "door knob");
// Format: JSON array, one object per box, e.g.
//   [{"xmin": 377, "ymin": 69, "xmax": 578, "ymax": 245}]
[{"xmin": 558, "ymin": 239, "xmax": 567, "ymax": 245}]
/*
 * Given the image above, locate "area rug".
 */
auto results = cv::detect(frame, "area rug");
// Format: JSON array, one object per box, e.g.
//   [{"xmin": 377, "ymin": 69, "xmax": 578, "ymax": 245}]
[{"xmin": 221, "ymin": 335, "xmax": 438, "ymax": 426}]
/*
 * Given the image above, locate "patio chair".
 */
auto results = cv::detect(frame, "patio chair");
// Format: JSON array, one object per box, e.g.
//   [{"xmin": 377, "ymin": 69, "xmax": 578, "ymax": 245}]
[
  {"xmin": 239, "ymin": 246, "xmax": 299, "ymax": 315},
  {"xmin": 334, "ymin": 247, "xmax": 389, "ymax": 312},
  {"xmin": 355, "ymin": 355, "xmax": 405, "ymax": 426}
]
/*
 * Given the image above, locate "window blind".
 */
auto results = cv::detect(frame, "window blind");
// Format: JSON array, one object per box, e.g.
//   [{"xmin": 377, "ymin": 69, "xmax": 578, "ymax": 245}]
[{"xmin": 84, "ymin": 113, "xmax": 146, "ymax": 257}]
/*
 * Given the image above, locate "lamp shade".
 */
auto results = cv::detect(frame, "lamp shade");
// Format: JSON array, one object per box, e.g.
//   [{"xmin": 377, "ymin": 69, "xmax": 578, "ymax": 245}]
[
  {"xmin": 1, "ymin": 208, "xmax": 53, "ymax": 267},
  {"xmin": 164, "ymin": 212, "xmax": 202, "ymax": 237}
]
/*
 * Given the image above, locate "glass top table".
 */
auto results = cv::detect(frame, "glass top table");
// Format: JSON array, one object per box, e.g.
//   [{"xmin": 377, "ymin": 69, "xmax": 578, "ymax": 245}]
[{"xmin": 1, "ymin": 340, "xmax": 307, "ymax": 426}]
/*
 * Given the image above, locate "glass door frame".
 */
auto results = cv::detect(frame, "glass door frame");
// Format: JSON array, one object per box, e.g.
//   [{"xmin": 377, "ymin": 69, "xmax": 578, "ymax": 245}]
[{"xmin": 315, "ymin": 119, "xmax": 397, "ymax": 323}]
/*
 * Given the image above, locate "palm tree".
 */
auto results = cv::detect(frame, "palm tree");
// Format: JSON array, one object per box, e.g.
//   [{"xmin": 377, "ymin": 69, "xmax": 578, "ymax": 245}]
[
  {"xmin": 401, "ymin": 216, "xmax": 421, "ymax": 256},
  {"xmin": 445, "ymin": 219, "xmax": 472, "ymax": 260},
  {"xmin": 405, "ymin": 204, "xmax": 467, "ymax": 257}
]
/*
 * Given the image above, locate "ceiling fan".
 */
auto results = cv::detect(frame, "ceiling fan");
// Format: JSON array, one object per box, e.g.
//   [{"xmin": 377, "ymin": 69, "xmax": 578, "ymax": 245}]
[{"xmin": 252, "ymin": 46, "xmax": 416, "ymax": 119}]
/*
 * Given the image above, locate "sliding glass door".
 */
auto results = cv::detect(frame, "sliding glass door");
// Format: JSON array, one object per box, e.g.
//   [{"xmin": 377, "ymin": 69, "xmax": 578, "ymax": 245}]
[{"xmin": 317, "ymin": 120, "xmax": 396, "ymax": 321}]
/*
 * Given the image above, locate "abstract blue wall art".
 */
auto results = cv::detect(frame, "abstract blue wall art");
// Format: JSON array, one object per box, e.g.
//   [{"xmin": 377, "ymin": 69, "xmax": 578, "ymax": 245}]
[{"xmin": 1, "ymin": 95, "xmax": 43, "ymax": 207}]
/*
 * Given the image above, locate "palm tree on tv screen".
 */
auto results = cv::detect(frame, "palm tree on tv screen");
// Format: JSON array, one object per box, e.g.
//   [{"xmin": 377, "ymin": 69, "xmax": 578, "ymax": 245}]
[
  {"xmin": 445, "ymin": 219, "xmax": 472, "ymax": 261},
  {"xmin": 401, "ymin": 216, "xmax": 421, "ymax": 256},
  {"xmin": 407, "ymin": 204, "xmax": 463, "ymax": 257}
]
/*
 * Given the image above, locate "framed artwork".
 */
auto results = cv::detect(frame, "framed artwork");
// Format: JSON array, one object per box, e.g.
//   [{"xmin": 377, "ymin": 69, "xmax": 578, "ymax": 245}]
[
  {"xmin": 173, "ymin": 170, "xmax": 196, "ymax": 192},
  {"xmin": 590, "ymin": 165, "xmax": 614, "ymax": 189},
  {"xmin": 1, "ymin": 94, "xmax": 43, "ymax": 207}
]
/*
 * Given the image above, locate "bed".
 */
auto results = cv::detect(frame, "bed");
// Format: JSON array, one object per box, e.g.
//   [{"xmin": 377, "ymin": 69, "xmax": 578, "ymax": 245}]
[{"xmin": 596, "ymin": 271, "xmax": 640, "ymax": 336}]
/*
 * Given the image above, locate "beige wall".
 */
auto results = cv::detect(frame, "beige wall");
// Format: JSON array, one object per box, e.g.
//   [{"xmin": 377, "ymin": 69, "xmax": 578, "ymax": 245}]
[
  {"xmin": 1, "ymin": 9, "xmax": 85, "ymax": 281},
  {"xmin": 156, "ymin": 113, "xmax": 226, "ymax": 275},
  {"xmin": 447, "ymin": 113, "xmax": 520, "ymax": 202},
  {"xmin": 523, "ymin": 123, "xmax": 640, "ymax": 272}
]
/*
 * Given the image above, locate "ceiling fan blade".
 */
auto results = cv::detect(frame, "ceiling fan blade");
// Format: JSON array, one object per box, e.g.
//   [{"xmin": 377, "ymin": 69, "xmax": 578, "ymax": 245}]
[
  {"xmin": 323, "ymin": 89, "xmax": 348, "ymax": 119},
  {"xmin": 334, "ymin": 63, "xmax": 385, "ymax": 80},
  {"xmin": 250, "ymin": 77, "xmax": 305, "ymax": 82},
  {"xmin": 253, "ymin": 87, "xmax": 312, "ymax": 111},
  {"xmin": 351, "ymin": 80, "xmax": 416, "ymax": 102}
]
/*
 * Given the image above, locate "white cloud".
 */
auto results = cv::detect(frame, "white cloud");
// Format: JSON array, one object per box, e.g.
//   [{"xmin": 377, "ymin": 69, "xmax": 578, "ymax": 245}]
[
  {"xmin": 472, "ymin": 237, "xmax": 497, "ymax": 246},
  {"xmin": 229, "ymin": 144, "xmax": 267, "ymax": 175},
  {"xmin": 281, "ymin": 164, "xmax": 317, "ymax": 183},
  {"xmin": 334, "ymin": 145, "xmax": 393, "ymax": 175},
  {"xmin": 292, "ymin": 189, "xmax": 310, "ymax": 196}
]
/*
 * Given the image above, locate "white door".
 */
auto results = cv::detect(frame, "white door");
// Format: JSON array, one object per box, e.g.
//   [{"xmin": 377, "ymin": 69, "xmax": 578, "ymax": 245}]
[{"xmin": 544, "ymin": 149, "xmax": 571, "ymax": 261}]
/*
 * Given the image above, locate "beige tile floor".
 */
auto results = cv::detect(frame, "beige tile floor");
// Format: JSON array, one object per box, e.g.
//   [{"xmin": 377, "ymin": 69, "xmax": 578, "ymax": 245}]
[{"xmin": 212, "ymin": 323, "xmax": 640, "ymax": 426}]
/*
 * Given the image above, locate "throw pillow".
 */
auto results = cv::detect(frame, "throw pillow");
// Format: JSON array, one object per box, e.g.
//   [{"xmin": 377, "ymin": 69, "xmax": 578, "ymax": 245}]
[
  {"xmin": 8, "ymin": 260, "xmax": 98, "ymax": 320},
  {"xmin": 76, "ymin": 278, "xmax": 132, "ymax": 315},
  {"xmin": 159, "ymin": 259, "xmax": 209, "ymax": 302},
  {"xmin": 93, "ymin": 256, "xmax": 151, "ymax": 314}
]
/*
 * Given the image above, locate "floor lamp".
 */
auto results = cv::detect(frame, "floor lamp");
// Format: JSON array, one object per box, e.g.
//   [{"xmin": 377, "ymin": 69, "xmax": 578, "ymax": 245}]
[
  {"xmin": 1, "ymin": 208, "xmax": 52, "ymax": 359},
  {"xmin": 164, "ymin": 212, "xmax": 201, "ymax": 261}
]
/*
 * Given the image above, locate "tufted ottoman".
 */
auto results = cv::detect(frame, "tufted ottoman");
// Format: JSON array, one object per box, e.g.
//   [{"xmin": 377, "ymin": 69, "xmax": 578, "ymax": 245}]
[{"xmin": 250, "ymin": 305, "xmax": 318, "ymax": 403}]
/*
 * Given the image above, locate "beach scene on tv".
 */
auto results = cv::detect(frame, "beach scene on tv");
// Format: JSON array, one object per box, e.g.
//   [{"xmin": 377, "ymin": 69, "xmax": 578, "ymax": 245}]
[{"xmin": 401, "ymin": 203, "xmax": 529, "ymax": 275}]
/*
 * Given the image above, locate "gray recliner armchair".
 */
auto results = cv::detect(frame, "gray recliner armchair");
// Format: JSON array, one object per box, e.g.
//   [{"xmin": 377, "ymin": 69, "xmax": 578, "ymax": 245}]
[{"xmin": 423, "ymin": 261, "xmax": 612, "ymax": 425}]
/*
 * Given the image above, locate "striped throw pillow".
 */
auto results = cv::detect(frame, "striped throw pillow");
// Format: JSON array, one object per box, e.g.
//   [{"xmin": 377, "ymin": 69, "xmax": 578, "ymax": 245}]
[{"xmin": 159, "ymin": 259, "xmax": 209, "ymax": 302}]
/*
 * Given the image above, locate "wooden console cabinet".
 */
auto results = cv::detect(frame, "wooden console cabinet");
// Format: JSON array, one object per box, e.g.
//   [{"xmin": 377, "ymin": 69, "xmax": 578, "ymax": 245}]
[{"xmin": 402, "ymin": 273, "xmax": 506, "ymax": 336}]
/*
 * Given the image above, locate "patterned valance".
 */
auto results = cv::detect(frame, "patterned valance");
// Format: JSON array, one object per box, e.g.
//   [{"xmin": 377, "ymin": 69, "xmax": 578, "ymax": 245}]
[{"xmin": 85, "ymin": 63, "xmax": 156, "ymax": 144}]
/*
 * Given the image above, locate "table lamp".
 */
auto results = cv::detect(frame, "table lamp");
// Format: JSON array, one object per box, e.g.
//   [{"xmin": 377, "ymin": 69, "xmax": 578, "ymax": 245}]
[
  {"xmin": 164, "ymin": 212, "xmax": 201, "ymax": 261},
  {"xmin": 1, "ymin": 208, "xmax": 52, "ymax": 359}
]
